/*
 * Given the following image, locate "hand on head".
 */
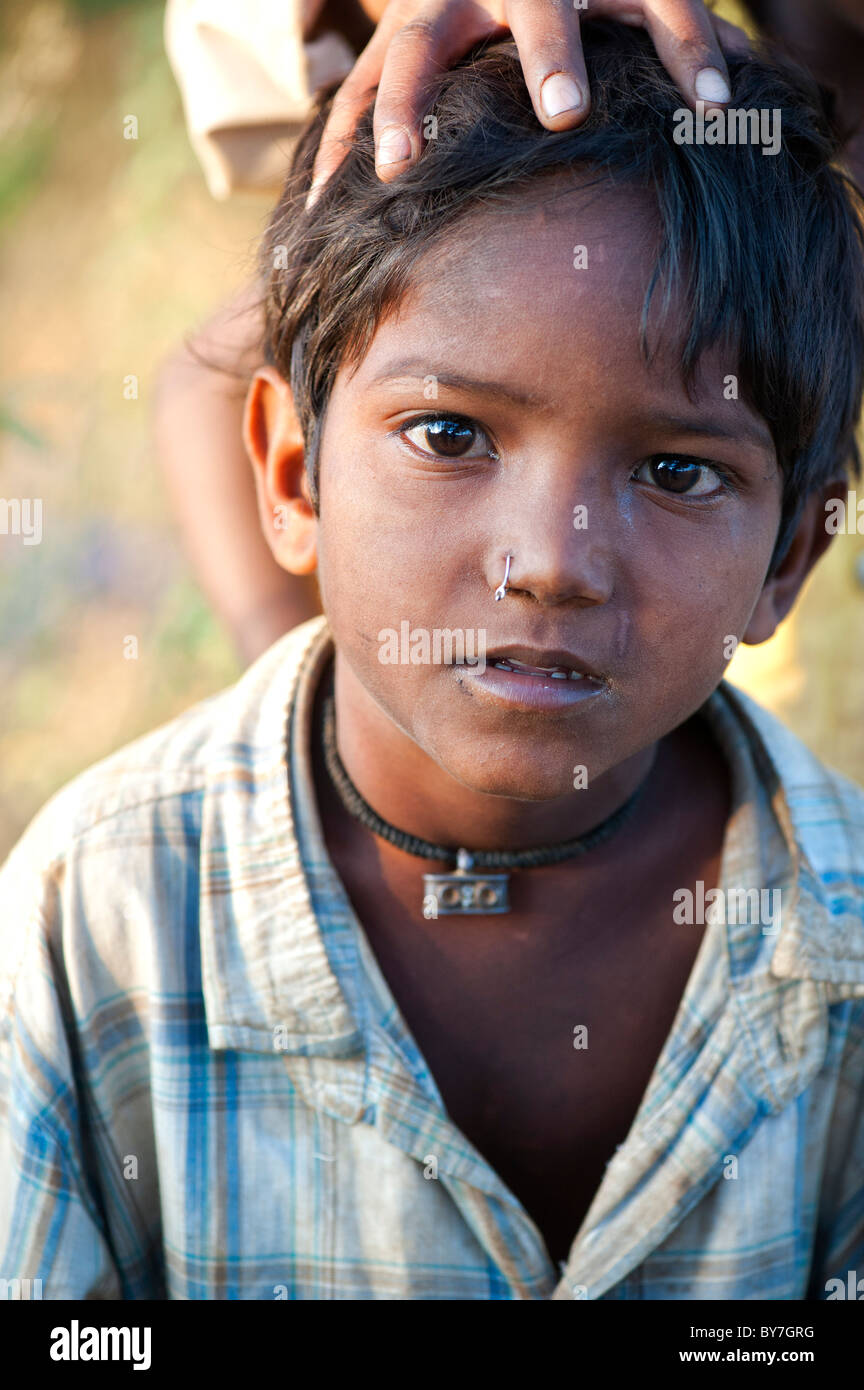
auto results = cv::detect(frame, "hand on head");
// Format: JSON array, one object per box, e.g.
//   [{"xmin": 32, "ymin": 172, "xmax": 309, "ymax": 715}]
[{"xmin": 308, "ymin": 0, "xmax": 746, "ymax": 203}]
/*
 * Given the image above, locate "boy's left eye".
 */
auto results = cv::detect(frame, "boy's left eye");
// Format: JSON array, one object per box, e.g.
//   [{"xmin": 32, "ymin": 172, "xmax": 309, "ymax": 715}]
[
  {"xmin": 400, "ymin": 415, "xmax": 496, "ymax": 460},
  {"xmin": 633, "ymin": 455, "xmax": 725, "ymax": 496}
]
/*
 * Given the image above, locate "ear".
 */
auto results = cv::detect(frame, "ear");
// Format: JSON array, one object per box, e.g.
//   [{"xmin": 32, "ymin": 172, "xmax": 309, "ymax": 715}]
[
  {"xmin": 243, "ymin": 366, "xmax": 317, "ymax": 576},
  {"xmin": 742, "ymin": 480, "xmax": 846, "ymax": 645}
]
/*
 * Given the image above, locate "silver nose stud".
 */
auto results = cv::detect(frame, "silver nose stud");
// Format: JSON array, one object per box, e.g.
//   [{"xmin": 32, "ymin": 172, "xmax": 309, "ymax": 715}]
[{"xmin": 494, "ymin": 553, "xmax": 513, "ymax": 602}]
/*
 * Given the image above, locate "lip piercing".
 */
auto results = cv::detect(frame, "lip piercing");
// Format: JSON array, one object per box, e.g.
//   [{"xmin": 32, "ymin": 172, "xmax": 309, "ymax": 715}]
[{"xmin": 494, "ymin": 553, "xmax": 513, "ymax": 602}]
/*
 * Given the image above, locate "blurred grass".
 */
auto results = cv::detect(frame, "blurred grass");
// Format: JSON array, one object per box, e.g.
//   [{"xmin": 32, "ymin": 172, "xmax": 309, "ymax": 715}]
[
  {"xmin": 0, "ymin": 0, "xmax": 259, "ymax": 852},
  {"xmin": 0, "ymin": 120, "xmax": 56, "ymax": 231},
  {"xmin": 0, "ymin": 0, "xmax": 863, "ymax": 860}
]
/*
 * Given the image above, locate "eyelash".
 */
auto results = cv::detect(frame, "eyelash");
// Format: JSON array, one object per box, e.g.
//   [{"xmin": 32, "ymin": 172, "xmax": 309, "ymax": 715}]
[
  {"xmin": 396, "ymin": 412, "xmax": 499, "ymax": 462},
  {"xmin": 631, "ymin": 455, "xmax": 737, "ymax": 498},
  {"xmin": 395, "ymin": 413, "xmax": 737, "ymax": 496}
]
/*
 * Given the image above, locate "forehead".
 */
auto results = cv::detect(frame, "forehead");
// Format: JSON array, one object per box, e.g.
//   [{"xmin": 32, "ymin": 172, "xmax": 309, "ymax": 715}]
[
  {"xmin": 414, "ymin": 178, "xmax": 662, "ymax": 319},
  {"xmin": 346, "ymin": 179, "xmax": 727, "ymax": 404}
]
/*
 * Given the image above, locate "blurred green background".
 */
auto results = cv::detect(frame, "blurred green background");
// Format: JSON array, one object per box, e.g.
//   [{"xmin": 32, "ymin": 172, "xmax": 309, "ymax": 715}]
[{"xmin": 1, "ymin": 0, "xmax": 863, "ymax": 859}]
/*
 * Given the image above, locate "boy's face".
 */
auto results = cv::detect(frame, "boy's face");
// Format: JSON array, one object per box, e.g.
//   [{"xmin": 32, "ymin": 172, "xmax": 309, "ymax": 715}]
[{"xmin": 263, "ymin": 183, "xmax": 815, "ymax": 801}]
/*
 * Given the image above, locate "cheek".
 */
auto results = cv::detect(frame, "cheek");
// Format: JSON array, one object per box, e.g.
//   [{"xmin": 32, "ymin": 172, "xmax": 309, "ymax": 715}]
[
  {"xmin": 315, "ymin": 405, "xmax": 483, "ymax": 607},
  {"xmin": 314, "ymin": 430, "xmax": 469, "ymax": 668},
  {"xmin": 628, "ymin": 521, "xmax": 774, "ymax": 679}
]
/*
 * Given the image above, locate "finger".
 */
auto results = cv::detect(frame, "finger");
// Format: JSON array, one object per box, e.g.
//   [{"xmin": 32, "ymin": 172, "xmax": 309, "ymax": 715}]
[
  {"xmin": 371, "ymin": 5, "xmax": 499, "ymax": 181},
  {"xmin": 638, "ymin": 0, "xmax": 732, "ymax": 108},
  {"xmin": 505, "ymin": 0, "xmax": 590, "ymax": 130},
  {"xmin": 307, "ymin": 38, "xmax": 389, "ymax": 204}
]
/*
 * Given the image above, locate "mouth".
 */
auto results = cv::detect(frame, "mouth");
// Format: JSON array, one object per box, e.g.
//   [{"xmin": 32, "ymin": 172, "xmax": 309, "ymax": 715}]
[
  {"xmin": 485, "ymin": 646, "xmax": 606, "ymax": 684},
  {"xmin": 461, "ymin": 645, "xmax": 609, "ymax": 713},
  {"xmin": 488, "ymin": 657, "xmax": 594, "ymax": 682}
]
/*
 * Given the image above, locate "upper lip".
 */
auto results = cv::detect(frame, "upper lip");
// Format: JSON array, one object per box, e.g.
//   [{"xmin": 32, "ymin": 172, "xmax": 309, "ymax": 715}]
[{"xmin": 483, "ymin": 645, "xmax": 607, "ymax": 682}]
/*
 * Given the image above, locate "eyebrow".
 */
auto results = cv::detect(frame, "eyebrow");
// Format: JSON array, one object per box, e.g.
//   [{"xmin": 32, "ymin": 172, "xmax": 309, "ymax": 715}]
[
  {"xmin": 370, "ymin": 361, "xmax": 774, "ymax": 452},
  {"xmin": 647, "ymin": 411, "xmax": 774, "ymax": 452},
  {"xmin": 369, "ymin": 361, "xmax": 550, "ymax": 411}
]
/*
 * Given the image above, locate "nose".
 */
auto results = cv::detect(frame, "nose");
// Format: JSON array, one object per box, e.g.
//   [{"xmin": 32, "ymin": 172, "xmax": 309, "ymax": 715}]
[{"xmin": 488, "ymin": 496, "xmax": 615, "ymax": 607}]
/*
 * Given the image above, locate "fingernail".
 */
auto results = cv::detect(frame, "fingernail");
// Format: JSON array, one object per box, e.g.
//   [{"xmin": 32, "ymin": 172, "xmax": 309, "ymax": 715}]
[
  {"xmin": 694, "ymin": 67, "xmax": 731, "ymax": 104},
  {"xmin": 376, "ymin": 125, "xmax": 412, "ymax": 167},
  {"xmin": 540, "ymin": 73, "xmax": 584, "ymax": 119},
  {"xmin": 305, "ymin": 180, "xmax": 323, "ymax": 210}
]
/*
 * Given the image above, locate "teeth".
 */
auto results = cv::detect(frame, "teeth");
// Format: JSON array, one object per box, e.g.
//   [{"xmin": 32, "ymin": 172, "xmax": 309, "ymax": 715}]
[{"xmin": 492, "ymin": 659, "xmax": 588, "ymax": 680}]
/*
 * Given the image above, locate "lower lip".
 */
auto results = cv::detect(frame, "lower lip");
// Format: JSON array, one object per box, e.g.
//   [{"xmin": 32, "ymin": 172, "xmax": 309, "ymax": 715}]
[{"xmin": 458, "ymin": 663, "xmax": 608, "ymax": 713}]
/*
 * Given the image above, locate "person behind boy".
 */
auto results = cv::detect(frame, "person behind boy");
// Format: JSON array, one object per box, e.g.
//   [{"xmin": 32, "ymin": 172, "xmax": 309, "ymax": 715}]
[{"xmin": 2, "ymin": 21, "xmax": 864, "ymax": 1299}]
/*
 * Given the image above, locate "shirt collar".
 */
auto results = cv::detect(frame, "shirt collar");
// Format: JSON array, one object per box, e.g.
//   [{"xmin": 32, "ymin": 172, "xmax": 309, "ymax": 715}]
[
  {"xmin": 196, "ymin": 618, "xmax": 864, "ymax": 1092},
  {"xmin": 198, "ymin": 616, "xmax": 362, "ymax": 1062},
  {"xmin": 718, "ymin": 681, "xmax": 864, "ymax": 990}
]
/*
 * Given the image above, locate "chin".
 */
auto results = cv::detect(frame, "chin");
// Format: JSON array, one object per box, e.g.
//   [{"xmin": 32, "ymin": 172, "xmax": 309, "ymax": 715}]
[{"xmin": 438, "ymin": 749, "xmax": 579, "ymax": 803}]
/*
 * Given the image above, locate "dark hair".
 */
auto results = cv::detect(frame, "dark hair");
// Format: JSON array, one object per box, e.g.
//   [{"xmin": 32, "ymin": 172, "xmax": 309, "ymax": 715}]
[{"xmin": 261, "ymin": 19, "xmax": 864, "ymax": 572}]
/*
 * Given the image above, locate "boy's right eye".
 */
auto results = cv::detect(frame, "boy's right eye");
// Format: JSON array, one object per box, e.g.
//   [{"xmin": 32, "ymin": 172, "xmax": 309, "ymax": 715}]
[{"xmin": 400, "ymin": 414, "xmax": 498, "ymax": 461}]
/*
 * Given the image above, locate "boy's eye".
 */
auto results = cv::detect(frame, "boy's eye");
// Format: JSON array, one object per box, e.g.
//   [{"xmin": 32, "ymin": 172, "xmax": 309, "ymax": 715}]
[
  {"xmin": 634, "ymin": 455, "xmax": 724, "ymax": 496},
  {"xmin": 401, "ymin": 415, "xmax": 496, "ymax": 460}
]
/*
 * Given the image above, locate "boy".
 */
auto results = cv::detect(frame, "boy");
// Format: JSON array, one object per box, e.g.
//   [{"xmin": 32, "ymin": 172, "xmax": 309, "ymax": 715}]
[{"xmin": 2, "ymin": 22, "xmax": 864, "ymax": 1299}]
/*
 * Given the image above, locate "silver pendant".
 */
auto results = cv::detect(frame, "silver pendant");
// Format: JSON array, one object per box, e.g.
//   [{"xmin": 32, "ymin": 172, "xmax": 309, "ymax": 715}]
[{"xmin": 423, "ymin": 848, "xmax": 510, "ymax": 917}]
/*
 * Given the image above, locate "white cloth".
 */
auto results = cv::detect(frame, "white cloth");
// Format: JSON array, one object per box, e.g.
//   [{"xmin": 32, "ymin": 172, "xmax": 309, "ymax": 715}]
[{"xmin": 165, "ymin": 0, "xmax": 355, "ymax": 198}]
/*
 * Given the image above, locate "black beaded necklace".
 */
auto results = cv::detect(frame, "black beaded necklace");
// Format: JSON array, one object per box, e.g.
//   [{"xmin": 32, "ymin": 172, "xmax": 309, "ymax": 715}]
[{"xmin": 320, "ymin": 692, "xmax": 651, "ymax": 918}]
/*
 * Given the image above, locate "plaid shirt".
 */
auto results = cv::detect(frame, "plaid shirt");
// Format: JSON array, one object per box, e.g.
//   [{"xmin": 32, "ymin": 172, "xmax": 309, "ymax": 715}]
[{"xmin": 1, "ymin": 617, "xmax": 863, "ymax": 1301}]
